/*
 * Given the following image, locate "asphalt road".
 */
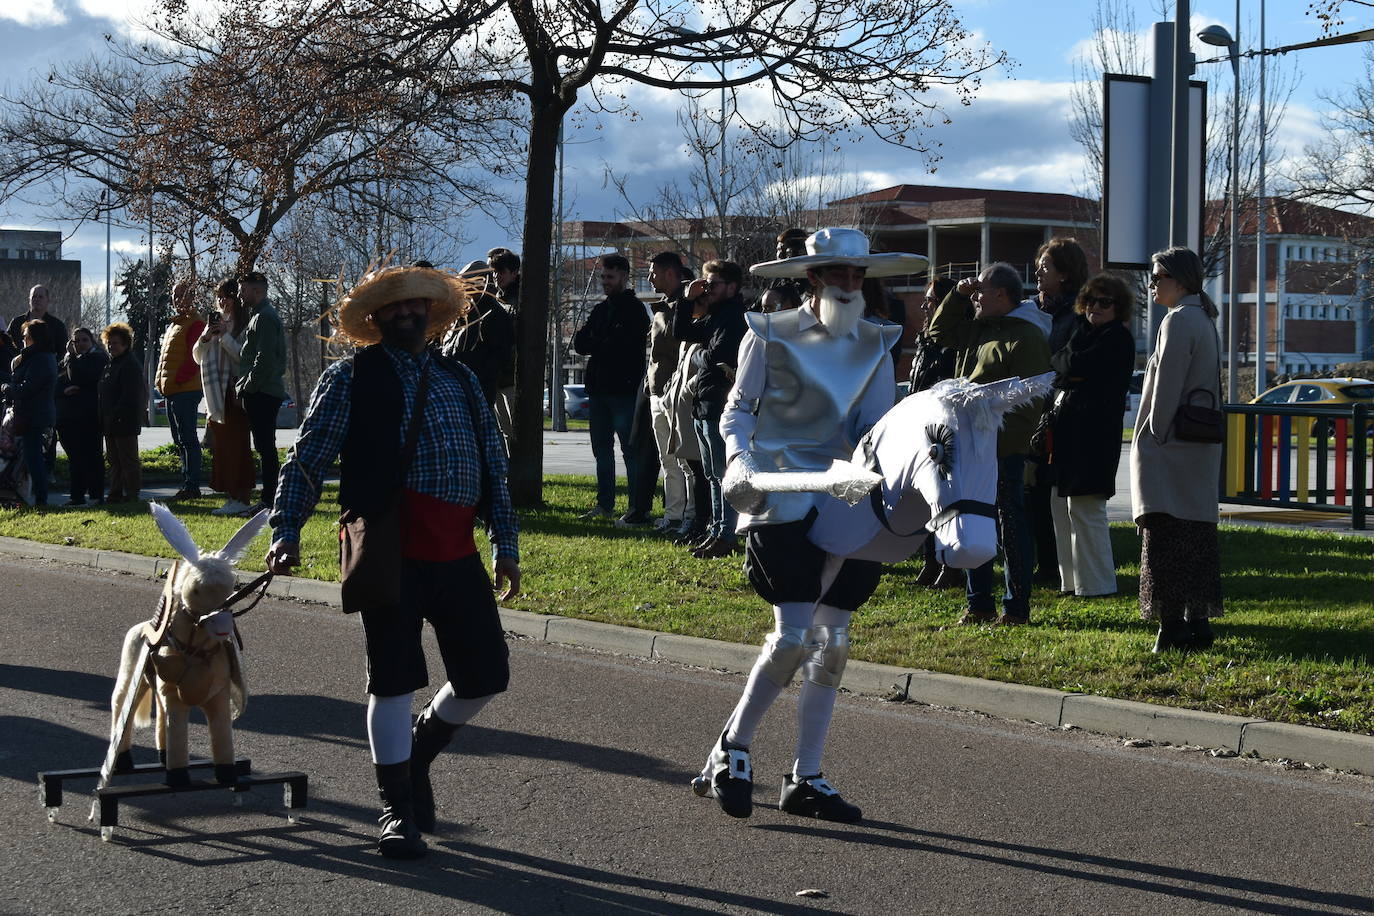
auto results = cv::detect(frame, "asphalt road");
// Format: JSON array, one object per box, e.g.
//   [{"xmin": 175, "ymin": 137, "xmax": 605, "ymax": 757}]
[{"xmin": 4, "ymin": 555, "xmax": 1374, "ymax": 915}]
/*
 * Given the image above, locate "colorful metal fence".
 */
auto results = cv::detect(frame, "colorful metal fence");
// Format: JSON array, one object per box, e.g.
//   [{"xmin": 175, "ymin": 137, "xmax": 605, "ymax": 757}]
[{"xmin": 1221, "ymin": 402, "xmax": 1371, "ymax": 530}]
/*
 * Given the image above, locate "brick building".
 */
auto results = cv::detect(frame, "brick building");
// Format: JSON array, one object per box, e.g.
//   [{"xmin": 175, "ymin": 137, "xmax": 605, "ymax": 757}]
[{"xmin": 1208, "ymin": 197, "xmax": 1374, "ymax": 376}]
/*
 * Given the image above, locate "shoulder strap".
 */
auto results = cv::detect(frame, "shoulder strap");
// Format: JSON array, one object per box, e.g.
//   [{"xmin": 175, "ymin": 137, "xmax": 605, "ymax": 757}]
[{"xmin": 397, "ymin": 360, "xmax": 430, "ymax": 482}]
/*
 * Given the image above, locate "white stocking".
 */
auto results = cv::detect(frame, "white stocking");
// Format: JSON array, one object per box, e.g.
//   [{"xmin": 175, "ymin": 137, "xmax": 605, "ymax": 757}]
[
  {"xmin": 723, "ymin": 601, "xmax": 813, "ymax": 748},
  {"xmin": 793, "ymin": 604, "xmax": 851, "ymax": 777},
  {"xmin": 367, "ymin": 692, "xmax": 413, "ymax": 765},
  {"xmin": 431, "ymin": 682, "xmax": 496, "ymax": 726}
]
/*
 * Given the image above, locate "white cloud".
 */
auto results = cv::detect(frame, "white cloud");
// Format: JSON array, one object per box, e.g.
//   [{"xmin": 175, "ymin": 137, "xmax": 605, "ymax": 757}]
[{"xmin": 1, "ymin": 0, "xmax": 67, "ymax": 27}]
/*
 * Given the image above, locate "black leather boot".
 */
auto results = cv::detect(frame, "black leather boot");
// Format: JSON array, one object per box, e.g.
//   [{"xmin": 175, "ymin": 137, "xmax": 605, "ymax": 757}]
[
  {"xmin": 1152, "ymin": 618, "xmax": 1195, "ymax": 653},
  {"xmin": 1186, "ymin": 612, "xmax": 1216, "ymax": 649},
  {"xmin": 410, "ymin": 704, "xmax": 462, "ymax": 834},
  {"xmin": 375, "ymin": 761, "xmax": 427, "ymax": 859}
]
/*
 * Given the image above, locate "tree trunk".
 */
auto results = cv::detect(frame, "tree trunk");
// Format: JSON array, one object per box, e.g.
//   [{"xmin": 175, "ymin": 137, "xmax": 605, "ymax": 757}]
[{"xmin": 507, "ymin": 97, "xmax": 565, "ymax": 507}]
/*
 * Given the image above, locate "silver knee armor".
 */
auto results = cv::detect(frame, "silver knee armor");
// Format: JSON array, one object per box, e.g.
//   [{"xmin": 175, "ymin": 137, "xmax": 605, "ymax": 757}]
[
  {"xmin": 755, "ymin": 624, "xmax": 810, "ymax": 688},
  {"xmin": 803, "ymin": 625, "xmax": 851, "ymax": 688}
]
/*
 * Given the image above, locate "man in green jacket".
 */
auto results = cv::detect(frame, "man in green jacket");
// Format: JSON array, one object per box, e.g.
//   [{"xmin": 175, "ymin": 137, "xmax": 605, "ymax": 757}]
[
  {"xmin": 235, "ymin": 270, "xmax": 288, "ymax": 514},
  {"xmin": 927, "ymin": 262, "xmax": 1051, "ymax": 625}
]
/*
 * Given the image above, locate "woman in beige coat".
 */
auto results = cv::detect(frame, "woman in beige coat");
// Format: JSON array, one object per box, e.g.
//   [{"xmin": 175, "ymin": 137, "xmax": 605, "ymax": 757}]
[{"xmin": 1130, "ymin": 246, "xmax": 1223, "ymax": 652}]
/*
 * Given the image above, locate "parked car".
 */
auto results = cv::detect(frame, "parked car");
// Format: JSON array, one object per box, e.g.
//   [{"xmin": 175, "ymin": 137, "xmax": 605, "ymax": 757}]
[
  {"xmin": 276, "ymin": 397, "xmax": 298, "ymax": 429},
  {"xmin": 1250, "ymin": 378, "xmax": 1374, "ymax": 437},
  {"xmin": 562, "ymin": 384, "xmax": 589, "ymax": 420}
]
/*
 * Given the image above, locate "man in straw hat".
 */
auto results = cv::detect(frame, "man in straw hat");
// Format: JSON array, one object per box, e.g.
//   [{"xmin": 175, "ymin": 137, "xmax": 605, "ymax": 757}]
[
  {"xmin": 265, "ymin": 263, "xmax": 520, "ymax": 860},
  {"xmin": 691, "ymin": 227, "xmax": 925, "ymax": 823}
]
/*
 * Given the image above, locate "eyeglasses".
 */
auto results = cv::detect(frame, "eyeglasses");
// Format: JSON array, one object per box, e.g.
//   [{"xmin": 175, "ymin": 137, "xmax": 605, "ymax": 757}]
[
  {"xmin": 1147, "ymin": 272, "xmax": 1171, "ymax": 287},
  {"xmin": 704, "ymin": 278, "xmax": 723, "ymax": 289},
  {"xmin": 1085, "ymin": 296, "xmax": 1116, "ymax": 310}
]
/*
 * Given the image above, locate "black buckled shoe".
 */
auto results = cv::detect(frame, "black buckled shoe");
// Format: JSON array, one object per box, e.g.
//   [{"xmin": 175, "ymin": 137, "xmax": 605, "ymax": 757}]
[
  {"xmin": 779, "ymin": 773, "xmax": 862, "ymax": 823},
  {"xmin": 375, "ymin": 761, "xmax": 427, "ymax": 859},
  {"xmin": 691, "ymin": 731, "xmax": 753, "ymax": 819}
]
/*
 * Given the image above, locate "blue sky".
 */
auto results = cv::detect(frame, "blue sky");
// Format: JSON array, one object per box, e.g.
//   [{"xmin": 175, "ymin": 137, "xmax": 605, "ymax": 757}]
[{"xmin": 0, "ymin": 0, "xmax": 1368, "ymax": 297}]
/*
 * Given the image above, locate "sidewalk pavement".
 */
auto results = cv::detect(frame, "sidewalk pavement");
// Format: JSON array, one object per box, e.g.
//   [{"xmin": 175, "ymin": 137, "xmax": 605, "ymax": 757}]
[{"xmin": 4, "ymin": 534, "xmax": 1372, "ymax": 777}]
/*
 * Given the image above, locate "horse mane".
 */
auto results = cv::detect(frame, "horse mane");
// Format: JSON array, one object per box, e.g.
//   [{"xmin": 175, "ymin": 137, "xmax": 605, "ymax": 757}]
[{"xmin": 928, "ymin": 378, "xmax": 1004, "ymax": 434}]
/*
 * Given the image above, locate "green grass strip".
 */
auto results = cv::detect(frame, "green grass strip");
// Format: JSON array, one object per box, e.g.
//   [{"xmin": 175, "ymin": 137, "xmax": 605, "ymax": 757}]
[{"xmin": 5, "ymin": 472, "xmax": 1371, "ymax": 735}]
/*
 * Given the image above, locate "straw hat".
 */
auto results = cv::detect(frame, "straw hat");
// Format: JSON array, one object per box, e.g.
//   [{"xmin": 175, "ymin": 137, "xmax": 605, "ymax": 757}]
[
  {"xmin": 335, "ymin": 265, "xmax": 473, "ymax": 346},
  {"xmin": 749, "ymin": 227, "xmax": 928, "ymax": 279}
]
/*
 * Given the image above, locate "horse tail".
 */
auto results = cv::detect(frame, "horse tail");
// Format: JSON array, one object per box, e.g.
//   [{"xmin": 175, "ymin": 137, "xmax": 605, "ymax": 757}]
[{"xmin": 111, "ymin": 625, "xmax": 150, "ymax": 733}]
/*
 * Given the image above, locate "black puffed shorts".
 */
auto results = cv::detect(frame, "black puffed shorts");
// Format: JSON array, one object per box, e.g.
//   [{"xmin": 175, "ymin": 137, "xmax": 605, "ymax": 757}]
[
  {"xmin": 744, "ymin": 510, "xmax": 883, "ymax": 610},
  {"xmin": 360, "ymin": 553, "xmax": 510, "ymax": 698}
]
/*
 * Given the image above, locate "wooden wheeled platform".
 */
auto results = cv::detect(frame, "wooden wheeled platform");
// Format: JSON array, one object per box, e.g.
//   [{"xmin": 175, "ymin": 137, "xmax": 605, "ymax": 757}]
[{"xmin": 38, "ymin": 758, "xmax": 308, "ymax": 841}]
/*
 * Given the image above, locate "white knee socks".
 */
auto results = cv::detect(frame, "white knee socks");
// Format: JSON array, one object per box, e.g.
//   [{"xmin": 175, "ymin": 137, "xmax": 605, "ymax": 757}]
[
  {"xmin": 367, "ymin": 693, "xmax": 414, "ymax": 766},
  {"xmin": 431, "ymin": 682, "xmax": 496, "ymax": 726},
  {"xmin": 793, "ymin": 604, "xmax": 851, "ymax": 777},
  {"xmin": 724, "ymin": 602, "xmax": 812, "ymax": 748}
]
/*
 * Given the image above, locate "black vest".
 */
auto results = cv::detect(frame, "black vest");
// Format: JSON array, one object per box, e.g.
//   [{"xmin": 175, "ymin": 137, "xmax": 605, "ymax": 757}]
[{"xmin": 339, "ymin": 345, "xmax": 477, "ymax": 517}]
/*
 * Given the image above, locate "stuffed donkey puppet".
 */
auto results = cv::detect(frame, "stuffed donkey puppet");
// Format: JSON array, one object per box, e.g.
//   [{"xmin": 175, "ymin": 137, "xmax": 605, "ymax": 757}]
[{"xmin": 104, "ymin": 503, "xmax": 269, "ymax": 787}]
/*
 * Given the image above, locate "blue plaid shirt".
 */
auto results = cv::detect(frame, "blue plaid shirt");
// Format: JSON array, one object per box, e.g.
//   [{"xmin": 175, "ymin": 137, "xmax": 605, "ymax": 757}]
[{"xmin": 270, "ymin": 343, "xmax": 519, "ymax": 561}]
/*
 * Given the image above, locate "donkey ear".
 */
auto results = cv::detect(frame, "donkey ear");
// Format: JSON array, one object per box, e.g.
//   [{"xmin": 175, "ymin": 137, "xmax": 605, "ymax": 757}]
[
  {"xmin": 150, "ymin": 502, "xmax": 200, "ymax": 564},
  {"xmin": 216, "ymin": 507, "xmax": 270, "ymax": 565}
]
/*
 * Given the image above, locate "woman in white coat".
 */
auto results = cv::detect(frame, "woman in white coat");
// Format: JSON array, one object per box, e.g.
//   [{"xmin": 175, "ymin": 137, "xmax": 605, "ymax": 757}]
[{"xmin": 1130, "ymin": 247, "xmax": 1223, "ymax": 652}]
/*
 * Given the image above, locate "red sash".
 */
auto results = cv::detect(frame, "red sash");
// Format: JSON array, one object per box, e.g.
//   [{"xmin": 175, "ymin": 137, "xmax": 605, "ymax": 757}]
[{"xmin": 400, "ymin": 490, "xmax": 477, "ymax": 562}]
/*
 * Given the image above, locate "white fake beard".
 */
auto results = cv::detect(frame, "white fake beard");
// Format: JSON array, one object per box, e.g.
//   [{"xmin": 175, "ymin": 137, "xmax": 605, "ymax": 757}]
[{"xmin": 816, "ymin": 285, "xmax": 866, "ymax": 337}]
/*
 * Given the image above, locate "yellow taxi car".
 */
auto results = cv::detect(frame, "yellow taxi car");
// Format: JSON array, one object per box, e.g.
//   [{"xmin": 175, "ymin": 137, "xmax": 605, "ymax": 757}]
[{"xmin": 1250, "ymin": 378, "xmax": 1374, "ymax": 436}]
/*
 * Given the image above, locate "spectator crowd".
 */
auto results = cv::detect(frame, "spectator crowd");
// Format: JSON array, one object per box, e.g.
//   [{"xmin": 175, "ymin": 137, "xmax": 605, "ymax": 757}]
[{"xmin": 0, "ymin": 232, "xmax": 1223, "ymax": 652}]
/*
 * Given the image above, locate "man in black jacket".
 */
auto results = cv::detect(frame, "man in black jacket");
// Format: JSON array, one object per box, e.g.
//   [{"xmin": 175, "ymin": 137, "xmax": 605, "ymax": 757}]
[
  {"xmin": 440, "ymin": 260, "xmax": 516, "ymax": 411},
  {"xmin": 572, "ymin": 254, "xmax": 650, "ymax": 520},
  {"xmin": 674, "ymin": 259, "xmax": 749, "ymax": 558}
]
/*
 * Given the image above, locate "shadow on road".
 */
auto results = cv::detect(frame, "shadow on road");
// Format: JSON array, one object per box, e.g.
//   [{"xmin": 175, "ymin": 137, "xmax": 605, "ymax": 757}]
[
  {"xmin": 0, "ymin": 663, "xmax": 112, "ymax": 705},
  {"xmin": 756, "ymin": 819, "xmax": 1373, "ymax": 914}
]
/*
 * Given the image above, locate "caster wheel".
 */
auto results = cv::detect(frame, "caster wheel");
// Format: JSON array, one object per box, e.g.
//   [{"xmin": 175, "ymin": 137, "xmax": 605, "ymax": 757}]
[
  {"xmin": 286, "ymin": 812, "xmax": 299, "ymax": 825},
  {"xmin": 100, "ymin": 826, "xmax": 114, "ymax": 842},
  {"xmin": 691, "ymin": 775, "xmax": 711, "ymax": 798},
  {"xmin": 46, "ymin": 807, "xmax": 58, "ymax": 823}
]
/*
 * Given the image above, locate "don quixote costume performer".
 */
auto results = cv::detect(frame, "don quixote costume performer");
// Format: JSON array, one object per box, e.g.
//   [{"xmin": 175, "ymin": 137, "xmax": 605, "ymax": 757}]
[
  {"xmin": 693, "ymin": 229, "xmax": 927, "ymax": 823},
  {"xmin": 266, "ymin": 264, "xmax": 520, "ymax": 860}
]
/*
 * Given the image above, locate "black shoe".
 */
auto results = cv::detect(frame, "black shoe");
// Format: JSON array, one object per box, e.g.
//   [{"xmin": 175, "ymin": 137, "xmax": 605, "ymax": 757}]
[
  {"xmin": 375, "ymin": 761, "xmax": 427, "ymax": 859},
  {"xmin": 578, "ymin": 505, "xmax": 613, "ymax": 520},
  {"xmin": 779, "ymin": 773, "xmax": 862, "ymax": 823},
  {"xmin": 692, "ymin": 731, "xmax": 752, "ymax": 819},
  {"xmin": 674, "ymin": 528, "xmax": 706, "ymax": 546},
  {"xmin": 614, "ymin": 512, "xmax": 653, "ymax": 528},
  {"xmin": 1152, "ymin": 619, "xmax": 1196, "ymax": 653},
  {"xmin": 172, "ymin": 486, "xmax": 201, "ymax": 500},
  {"xmin": 1186, "ymin": 613, "xmax": 1216, "ymax": 649},
  {"xmin": 410, "ymin": 703, "xmax": 463, "ymax": 834}
]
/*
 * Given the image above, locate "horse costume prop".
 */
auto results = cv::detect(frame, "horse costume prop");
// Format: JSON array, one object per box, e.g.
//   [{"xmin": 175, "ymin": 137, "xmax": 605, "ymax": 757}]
[
  {"xmin": 34, "ymin": 503, "xmax": 306, "ymax": 840},
  {"xmin": 101, "ymin": 503, "xmax": 268, "ymax": 793},
  {"xmin": 724, "ymin": 373, "xmax": 1056, "ymax": 565}
]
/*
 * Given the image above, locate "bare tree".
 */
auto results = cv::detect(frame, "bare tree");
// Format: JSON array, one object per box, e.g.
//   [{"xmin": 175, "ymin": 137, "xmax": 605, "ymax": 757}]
[
  {"xmin": 0, "ymin": 0, "xmax": 503, "ymax": 275},
  {"xmin": 409, "ymin": 0, "xmax": 1003, "ymax": 504}
]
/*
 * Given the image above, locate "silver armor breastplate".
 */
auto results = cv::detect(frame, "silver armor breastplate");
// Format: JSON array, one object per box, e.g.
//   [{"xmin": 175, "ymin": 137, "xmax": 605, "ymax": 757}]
[{"xmin": 746, "ymin": 311, "xmax": 898, "ymax": 524}]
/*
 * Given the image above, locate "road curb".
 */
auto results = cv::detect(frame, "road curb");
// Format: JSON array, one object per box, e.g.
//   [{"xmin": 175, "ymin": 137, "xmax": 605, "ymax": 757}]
[{"xmin": 6, "ymin": 535, "xmax": 1373, "ymax": 776}]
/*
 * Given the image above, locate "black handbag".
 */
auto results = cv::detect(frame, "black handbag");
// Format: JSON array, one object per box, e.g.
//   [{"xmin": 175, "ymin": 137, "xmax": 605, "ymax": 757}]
[
  {"xmin": 1175, "ymin": 388, "xmax": 1224, "ymax": 443},
  {"xmin": 338, "ymin": 363, "xmax": 430, "ymax": 613}
]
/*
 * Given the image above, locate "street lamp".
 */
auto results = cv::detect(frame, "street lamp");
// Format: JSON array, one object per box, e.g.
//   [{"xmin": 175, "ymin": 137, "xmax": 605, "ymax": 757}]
[{"xmin": 1198, "ymin": 15, "xmax": 1241, "ymax": 403}]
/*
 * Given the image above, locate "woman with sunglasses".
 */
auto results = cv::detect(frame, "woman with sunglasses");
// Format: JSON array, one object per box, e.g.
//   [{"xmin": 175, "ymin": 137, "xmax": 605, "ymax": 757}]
[
  {"xmin": 1044, "ymin": 273, "xmax": 1135, "ymax": 599},
  {"xmin": 1130, "ymin": 246, "xmax": 1223, "ymax": 652}
]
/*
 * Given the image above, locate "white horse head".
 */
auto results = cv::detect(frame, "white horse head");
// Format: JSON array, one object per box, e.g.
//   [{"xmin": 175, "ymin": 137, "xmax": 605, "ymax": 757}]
[
  {"xmin": 150, "ymin": 502, "xmax": 269, "ymax": 639},
  {"xmin": 809, "ymin": 372, "xmax": 1055, "ymax": 566}
]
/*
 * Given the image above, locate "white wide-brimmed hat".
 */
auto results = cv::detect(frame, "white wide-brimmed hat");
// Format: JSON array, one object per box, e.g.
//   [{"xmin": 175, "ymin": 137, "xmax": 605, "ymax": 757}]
[{"xmin": 749, "ymin": 227, "xmax": 928, "ymax": 279}]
